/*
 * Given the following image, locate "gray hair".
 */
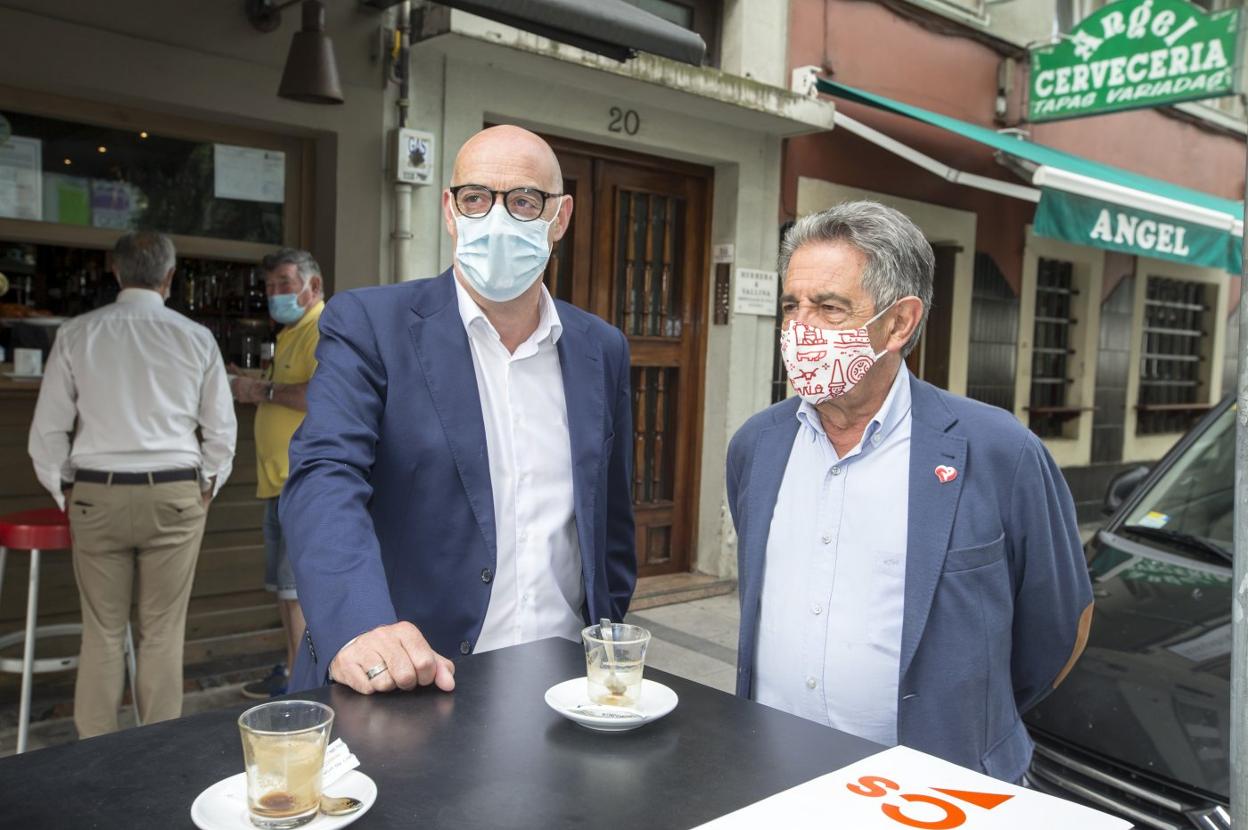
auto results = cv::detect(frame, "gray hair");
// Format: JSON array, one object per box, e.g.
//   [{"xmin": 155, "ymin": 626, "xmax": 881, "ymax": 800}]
[
  {"xmin": 779, "ymin": 201, "xmax": 934, "ymax": 356},
  {"xmin": 261, "ymin": 248, "xmax": 322, "ymax": 288},
  {"xmin": 113, "ymin": 232, "xmax": 176, "ymax": 289}
]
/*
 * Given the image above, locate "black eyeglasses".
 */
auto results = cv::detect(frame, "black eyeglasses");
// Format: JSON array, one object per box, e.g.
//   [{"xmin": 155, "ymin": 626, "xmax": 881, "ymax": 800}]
[{"xmin": 449, "ymin": 184, "xmax": 562, "ymax": 222}]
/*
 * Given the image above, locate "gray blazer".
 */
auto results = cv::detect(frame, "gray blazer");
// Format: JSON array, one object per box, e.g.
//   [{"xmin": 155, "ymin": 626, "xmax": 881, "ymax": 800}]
[{"xmin": 727, "ymin": 374, "xmax": 1093, "ymax": 783}]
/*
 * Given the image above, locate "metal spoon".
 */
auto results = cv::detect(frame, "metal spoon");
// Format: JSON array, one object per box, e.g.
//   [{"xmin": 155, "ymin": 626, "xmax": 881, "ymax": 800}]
[
  {"xmin": 599, "ymin": 618, "xmax": 627, "ymax": 697},
  {"xmin": 320, "ymin": 794, "xmax": 364, "ymax": 816},
  {"xmin": 570, "ymin": 703, "xmax": 644, "ymax": 720}
]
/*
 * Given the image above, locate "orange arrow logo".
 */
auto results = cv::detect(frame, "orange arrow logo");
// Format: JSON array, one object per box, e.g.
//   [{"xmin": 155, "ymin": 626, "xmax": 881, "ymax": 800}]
[{"xmin": 930, "ymin": 788, "xmax": 1014, "ymax": 810}]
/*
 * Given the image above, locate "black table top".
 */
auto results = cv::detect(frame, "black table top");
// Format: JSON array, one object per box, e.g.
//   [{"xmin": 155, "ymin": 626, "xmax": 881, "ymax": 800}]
[{"xmin": 0, "ymin": 638, "xmax": 882, "ymax": 829}]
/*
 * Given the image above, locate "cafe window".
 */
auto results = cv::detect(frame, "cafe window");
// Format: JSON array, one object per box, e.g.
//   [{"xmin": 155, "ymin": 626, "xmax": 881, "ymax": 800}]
[
  {"xmin": 1137, "ymin": 275, "xmax": 1213, "ymax": 436},
  {"xmin": 0, "ymin": 91, "xmax": 311, "ymax": 365},
  {"xmin": 0, "ymin": 110, "xmax": 287, "ymax": 244},
  {"xmin": 620, "ymin": 0, "xmax": 721, "ymax": 66}
]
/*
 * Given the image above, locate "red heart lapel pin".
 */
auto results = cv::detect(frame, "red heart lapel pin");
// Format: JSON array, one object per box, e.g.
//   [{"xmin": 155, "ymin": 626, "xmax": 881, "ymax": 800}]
[{"xmin": 934, "ymin": 465, "xmax": 958, "ymax": 484}]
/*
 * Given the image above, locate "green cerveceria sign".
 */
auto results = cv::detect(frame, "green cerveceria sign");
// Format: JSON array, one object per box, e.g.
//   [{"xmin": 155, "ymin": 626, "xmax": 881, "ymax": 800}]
[{"xmin": 1029, "ymin": 0, "xmax": 1244, "ymax": 122}]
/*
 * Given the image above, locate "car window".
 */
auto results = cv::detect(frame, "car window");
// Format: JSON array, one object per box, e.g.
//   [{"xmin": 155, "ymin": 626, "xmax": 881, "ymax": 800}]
[{"xmin": 1123, "ymin": 403, "xmax": 1234, "ymax": 557}]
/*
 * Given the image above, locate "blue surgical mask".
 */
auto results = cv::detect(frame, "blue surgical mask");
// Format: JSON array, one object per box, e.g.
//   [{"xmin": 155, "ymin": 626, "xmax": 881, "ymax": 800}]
[
  {"xmin": 268, "ymin": 293, "xmax": 306, "ymax": 325},
  {"xmin": 454, "ymin": 204, "xmax": 557, "ymax": 303}
]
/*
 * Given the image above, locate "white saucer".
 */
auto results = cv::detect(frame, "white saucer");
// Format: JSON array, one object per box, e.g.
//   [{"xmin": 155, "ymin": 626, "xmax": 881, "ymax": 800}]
[
  {"xmin": 544, "ymin": 677, "xmax": 678, "ymax": 732},
  {"xmin": 190, "ymin": 769, "xmax": 377, "ymax": 830}
]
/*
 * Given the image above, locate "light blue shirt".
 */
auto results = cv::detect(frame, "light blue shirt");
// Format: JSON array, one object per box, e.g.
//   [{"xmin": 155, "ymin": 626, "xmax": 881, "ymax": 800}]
[{"xmin": 754, "ymin": 365, "xmax": 912, "ymax": 746}]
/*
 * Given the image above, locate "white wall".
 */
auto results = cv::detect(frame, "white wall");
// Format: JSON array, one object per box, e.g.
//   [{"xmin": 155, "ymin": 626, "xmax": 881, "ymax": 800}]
[
  {"xmin": 721, "ymin": 0, "xmax": 791, "ymax": 87},
  {"xmin": 986, "ymin": 0, "xmax": 1059, "ymax": 47}
]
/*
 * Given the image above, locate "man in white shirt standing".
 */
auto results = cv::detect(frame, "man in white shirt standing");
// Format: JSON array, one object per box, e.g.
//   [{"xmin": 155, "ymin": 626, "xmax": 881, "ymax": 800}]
[{"xmin": 29, "ymin": 231, "xmax": 236, "ymax": 737}]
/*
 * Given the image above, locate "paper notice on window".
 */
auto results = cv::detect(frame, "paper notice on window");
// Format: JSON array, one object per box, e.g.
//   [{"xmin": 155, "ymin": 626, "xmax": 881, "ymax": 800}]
[
  {"xmin": 213, "ymin": 143, "xmax": 285, "ymax": 203},
  {"xmin": 43, "ymin": 173, "xmax": 91, "ymax": 225},
  {"xmin": 694, "ymin": 745, "xmax": 1131, "ymax": 830},
  {"xmin": 0, "ymin": 135, "xmax": 42, "ymax": 220},
  {"xmin": 90, "ymin": 180, "xmax": 139, "ymax": 230}
]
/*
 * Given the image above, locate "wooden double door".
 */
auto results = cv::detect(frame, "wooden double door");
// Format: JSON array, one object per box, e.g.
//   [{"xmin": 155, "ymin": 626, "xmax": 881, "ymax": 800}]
[{"xmin": 542, "ymin": 138, "xmax": 711, "ymax": 577}]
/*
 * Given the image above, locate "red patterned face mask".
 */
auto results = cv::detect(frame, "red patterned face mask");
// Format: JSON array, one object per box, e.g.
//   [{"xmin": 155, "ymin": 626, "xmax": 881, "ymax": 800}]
[{"xmin": 780, "ymin": 303, "xmax": 893, "ymax": 405}]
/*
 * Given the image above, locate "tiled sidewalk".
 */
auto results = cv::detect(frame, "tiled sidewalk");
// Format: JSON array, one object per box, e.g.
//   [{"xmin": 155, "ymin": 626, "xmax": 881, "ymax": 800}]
[{"xmin": 628, "ymin": 592, "xmax": 740, "ymax": 693}]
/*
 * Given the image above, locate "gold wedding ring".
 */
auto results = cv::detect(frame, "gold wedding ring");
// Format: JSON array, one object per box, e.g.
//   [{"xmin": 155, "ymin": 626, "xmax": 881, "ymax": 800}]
[{"xmin": 365, "ymin": 662, "xmax": 388, "ymax": 681}]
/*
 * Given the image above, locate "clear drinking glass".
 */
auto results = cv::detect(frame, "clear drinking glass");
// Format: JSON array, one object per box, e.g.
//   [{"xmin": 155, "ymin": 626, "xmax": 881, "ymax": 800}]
[
  {"xmin": 581, "ymin": 623, "xmax": 651, "ymax": 707},
  {"xmin": 238, "ymin": 700, "xmax": 335, "ymax": 829}
]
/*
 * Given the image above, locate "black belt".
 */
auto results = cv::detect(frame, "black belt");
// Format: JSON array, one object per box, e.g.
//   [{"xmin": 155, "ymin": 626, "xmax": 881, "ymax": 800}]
[{"xmin": 75, "ymin": 469, "xmax": 199, "ymax": 485}]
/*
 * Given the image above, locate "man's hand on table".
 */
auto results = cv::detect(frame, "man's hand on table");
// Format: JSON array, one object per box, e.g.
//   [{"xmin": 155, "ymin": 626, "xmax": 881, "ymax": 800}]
[{"xmin": 330, "ymin": 622, "xmax": 456, "ymax": 695}]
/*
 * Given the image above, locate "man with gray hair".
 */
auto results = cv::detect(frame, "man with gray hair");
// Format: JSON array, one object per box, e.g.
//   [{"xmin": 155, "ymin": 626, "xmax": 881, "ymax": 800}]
[
  {"xmin": 228, "ymin": 248, "xmax": 323, "ymax": 699},
  {"xmin": 29, "ymin": 230, "xmax": 236, "ymax": 737},
  {"xmin": 727, "ymin": 201, "xmax": 1092, "ymax": 782}
]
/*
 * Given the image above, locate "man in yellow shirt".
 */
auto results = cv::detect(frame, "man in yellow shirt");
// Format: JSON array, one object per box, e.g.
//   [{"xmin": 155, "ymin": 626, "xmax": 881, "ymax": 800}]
[{"xmin": 229, "ymin": 248, "xmax": 324, "ymax": 698}]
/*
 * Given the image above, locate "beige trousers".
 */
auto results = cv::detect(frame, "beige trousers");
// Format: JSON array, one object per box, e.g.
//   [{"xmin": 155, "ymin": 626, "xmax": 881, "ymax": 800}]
[{"xmin": 67, "ymin": 478, "xmax": 207, "ymax": 738}]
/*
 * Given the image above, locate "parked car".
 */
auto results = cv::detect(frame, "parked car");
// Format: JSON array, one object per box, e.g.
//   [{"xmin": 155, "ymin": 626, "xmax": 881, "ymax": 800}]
[{"xmin": 1024, "ymin": 396, "xmax": 1235, "ymax": 830}]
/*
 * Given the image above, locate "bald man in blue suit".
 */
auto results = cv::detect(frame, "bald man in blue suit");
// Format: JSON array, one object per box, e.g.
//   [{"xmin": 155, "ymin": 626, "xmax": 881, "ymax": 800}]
[{"xmin": 281, "ymin": 126, "xmax": 635, "ymax": 694}]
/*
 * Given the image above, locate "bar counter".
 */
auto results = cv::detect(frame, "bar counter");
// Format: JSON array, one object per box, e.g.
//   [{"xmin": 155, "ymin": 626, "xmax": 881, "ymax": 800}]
[{"xmin": 0, "ymin": 365, "xmax": 41, "ymax": 395}]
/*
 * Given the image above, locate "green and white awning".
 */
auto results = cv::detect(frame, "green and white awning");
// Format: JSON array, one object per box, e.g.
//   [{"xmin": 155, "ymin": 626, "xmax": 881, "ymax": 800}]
[{"xmin": 817, "ymin": 80, "xmax": 1244, "ymax": 274}]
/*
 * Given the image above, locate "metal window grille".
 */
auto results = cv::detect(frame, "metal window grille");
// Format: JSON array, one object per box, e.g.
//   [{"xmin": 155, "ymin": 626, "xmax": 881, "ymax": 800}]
[
  {"xmin": 615, "ymin": 191, "xmax": 684, "ymax": 339},
  {"xmin": 1028, "ymin": 258, "xmax": 1078, "ymax": 439},
  {"xmin": 966, "ymin": 253, "xmax": 1019, "ymax": 411},
  {"xmin": 1137, "ymin": 276, "xmax": 1209, "ymax": 435}
]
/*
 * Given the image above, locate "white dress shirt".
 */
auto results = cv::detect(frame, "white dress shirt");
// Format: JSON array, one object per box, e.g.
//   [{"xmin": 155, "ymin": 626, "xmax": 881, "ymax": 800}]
[
  {"xmin": 455, "ymin": 278, "xmax": 585, "ymax": 652},
  {"xmin": 28, "ymin": 288, "xmax": 237, "ymax": 510},
  {"xmin": 755, "ymin": 364, "xmax": 912, "ymax": 746}
]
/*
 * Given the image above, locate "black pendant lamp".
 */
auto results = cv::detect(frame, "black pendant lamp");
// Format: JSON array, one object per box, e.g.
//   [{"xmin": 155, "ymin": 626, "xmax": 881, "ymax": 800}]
[
  {"xmin": 246, "ymin": 0, "xmax": 345, "ymax": 104},
  {"xmin": 276, "ymin": 0, "xmax": 344, "ymax": 104}
]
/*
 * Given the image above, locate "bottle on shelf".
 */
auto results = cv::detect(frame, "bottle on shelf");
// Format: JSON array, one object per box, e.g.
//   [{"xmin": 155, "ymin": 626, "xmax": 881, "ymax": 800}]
[
  {"xmin": 230, "ymin": 266, "xmax": 246, "ymax": 315},
  {"xmin": 184, "ymin": 264, "xmax": 198, "ymax": 313},
  {"xmin": 204, "ymin": 271, "xmax": 219, "ymax": 313},
  {"xmin": 247, "ymin": 269, "xmax": 267, "ymax": 316}
]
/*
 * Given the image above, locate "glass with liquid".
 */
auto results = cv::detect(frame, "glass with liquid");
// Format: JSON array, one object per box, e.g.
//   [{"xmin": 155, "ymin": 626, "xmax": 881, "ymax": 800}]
[
  {"xmin": 238, "ymin": 700, "xmax": 335, "ymax": 829},
  {"xmin": 581, "ymin": 623, "xmax": 651, "ymax": 707}
]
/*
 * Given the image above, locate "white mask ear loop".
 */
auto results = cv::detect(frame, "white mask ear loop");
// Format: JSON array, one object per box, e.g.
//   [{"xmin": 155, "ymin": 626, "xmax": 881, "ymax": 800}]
[{"xmin": 863, "ymin": 299, "xmax": 899, "ymax": 360}]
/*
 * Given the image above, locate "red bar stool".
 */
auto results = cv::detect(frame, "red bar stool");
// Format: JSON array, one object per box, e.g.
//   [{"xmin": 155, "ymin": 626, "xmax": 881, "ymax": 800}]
[{"xmin": 0, "ymin": 508, "xmax": 138, "ymax": 753}]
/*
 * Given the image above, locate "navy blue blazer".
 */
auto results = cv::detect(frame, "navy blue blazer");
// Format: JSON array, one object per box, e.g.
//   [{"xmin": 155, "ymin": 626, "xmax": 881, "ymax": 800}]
[
  {"xmin": 281, "ymin": 271, "xmax": 636, "ymax": 691},
  {"xmin": 727, "ymin": 374, "xmax": 1092, "ymax": 783}
]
